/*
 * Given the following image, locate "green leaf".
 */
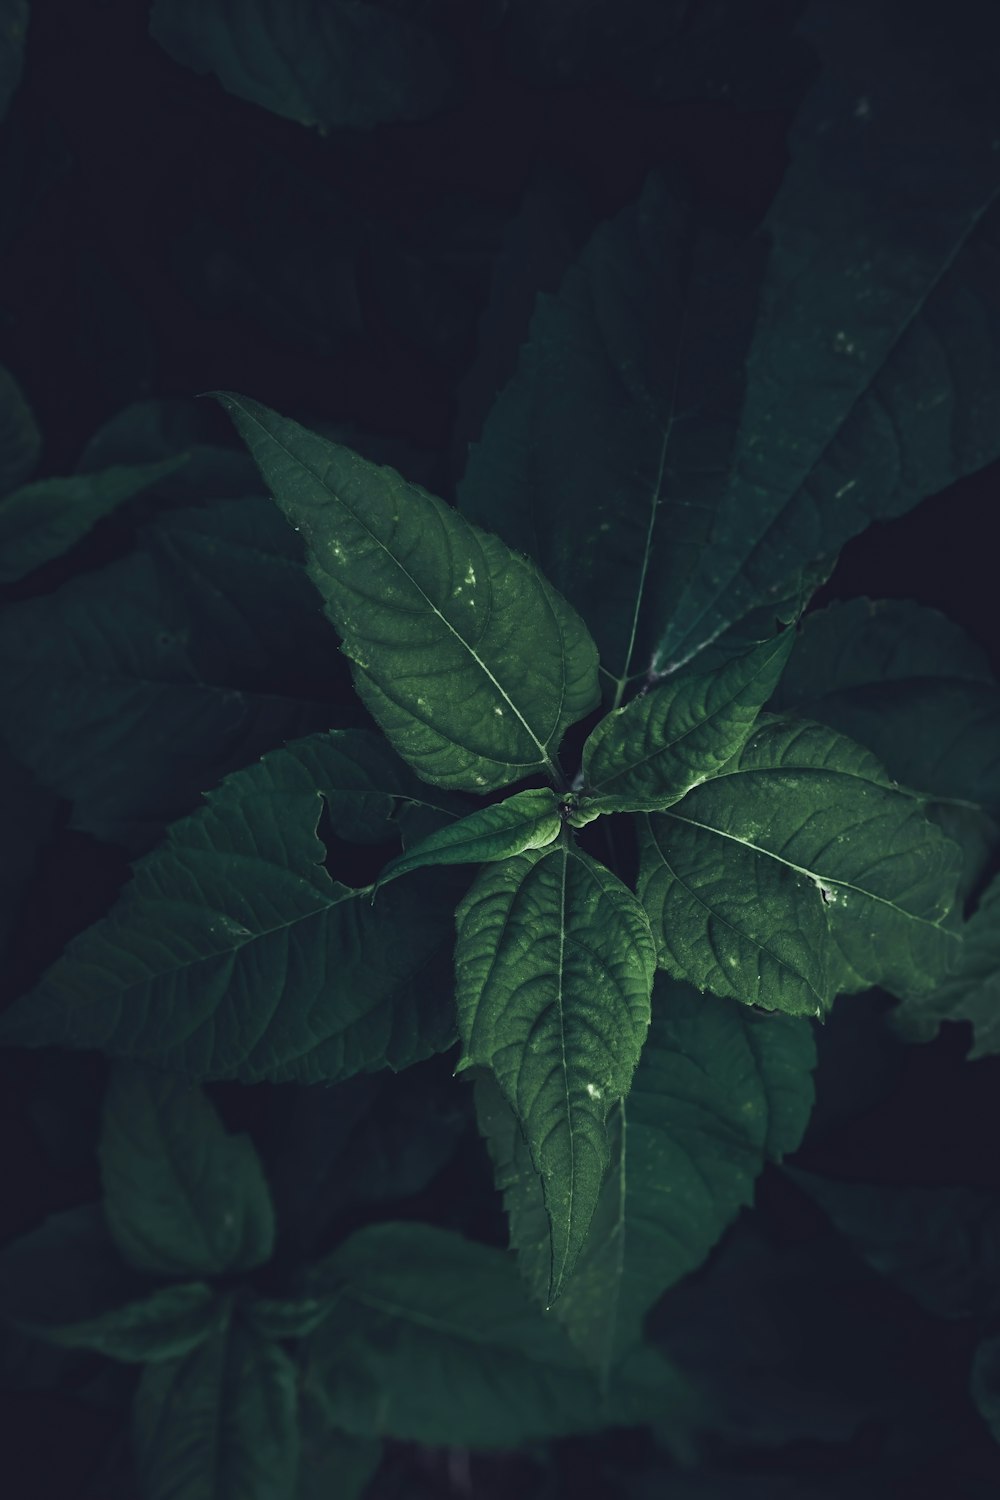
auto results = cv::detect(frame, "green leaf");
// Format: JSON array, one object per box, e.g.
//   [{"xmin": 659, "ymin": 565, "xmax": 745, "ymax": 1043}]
[
  {"xmin": 771, "ymin": 600, "xmax": 1000, "ymax": 811},
  {"xmin": 475, "ymin": 977, "xmax": 815, "ymax": 1372},
  {"xmin": 892, "ymin": 871, "xmax": 1000, "ymax": 1056},
  {"xmin": 0, "ymin": 735, "xmax": 461, "ymax": 1081},
  {"xmin": 458, "ymin": 174, "xmax": 765, "ymax": 708},
  {"xmin": 637, "ymin": 716, "xmax": 963, "ymax": 1017},
  {"xmin": 217, "ymin": 394, "xmax": 600, "ymax": 793},
  {"xmin": 244, "ymin": 1294, "xmax": 338, "ymax": 1342},
  {"xmin": 149, "ymin": 0, "xmax": 453, "ymax": 131},
  {"xmin": 0, "ymin": 1205, "xmax": 221, "ymax": 1361},
  {"xmin": 301, "ymin": 1221, "xmax": 694, "ymax": 1446},
  {"xmin": 579, "ymin": 633, "xmax": 794, "ymax": 816},
  {"xmin": 0, "ymin": 497, "xmax": 360, "ymax": 852},
  {"xmin": 375, "ymin": 786, "xmax": 561, "ymax": 889},
  {"xmin": 787, "ymin": 1169, "xmax": 1000, "ymax": 1321},
  {"xmin": 771, "ymin": 598, "xmax": 1000, "ymax": 901},
  {"xmin": 0, "ymin": 458, "xmax": 187, "ymax": 583},
  {"xmin": 133, "ymin": 1309, "xmax": 299, "ymax": 1500},
  {"xmin": 297, "ymin": 1390, "xmax": 381, "ymax": 1500},
  {"xmin": 0, "ymin": 362, "xmax": 40, "ymax": 495},
  {"xmin": 262, "ymin": 1064, "xmax": 465, "ymax": 1255},
  {"xmin": 100, "ymin": 1064, "xmax": 275, "ymax": 1277},
  {"xmin": 455, "ymin": 841, "xmax": 655, "ymax": 1301},
  {"xmin": 972, "ymin": 1335, "xmax": 1000, "ymax": 1447},
  {"xmin": 0, "ymin": 1, "xmax": 28, "ymax": 123},
  {"xmin": 77, "ymin": 397, "xmax": 259, "ymax": 502},
  {"xmin": 655, "ymin": 42, "xmax": 1000, "ymax": 671}
]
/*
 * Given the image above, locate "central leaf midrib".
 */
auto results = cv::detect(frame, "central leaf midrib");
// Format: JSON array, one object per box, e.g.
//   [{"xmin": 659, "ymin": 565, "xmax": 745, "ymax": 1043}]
[{"xmin": 550, "ymin": 845, "xmax": 575, "ymax": 1302}]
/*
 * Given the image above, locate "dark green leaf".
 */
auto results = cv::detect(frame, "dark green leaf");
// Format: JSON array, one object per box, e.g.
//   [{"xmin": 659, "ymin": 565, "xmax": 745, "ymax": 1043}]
[
  {"xmin": 972, "ymin": 1335, "xmax": 1000, "ymax": 1446},
  {"xmin": 0, "ymin": 1, "xmax": 28, "ymax": 122},
  {"xmin": 476, "ymin": 977, "xmax": 815, "ymax": 1372},
  {"xmin": 0, "ymin": 1205, "xmax": 221, "ymax": 1361},
  {"xmin": 456, "ymin": 842, "xmax": 655, "ymax": 1300},
  {"xmin": 772, "ymin": 600, "xmax": 1000, "ymax": 811},
  {"xmin": 772, "ymin": 597, "xmax": 1000, "ymax": 902},
  {"xmin": 149, "ymin": 0, "xmax": 454, "ymax": 131},
  {"xmin": 0, "ymin": 362, "xmax": 40, "ymax": 495},
  {"xmin": 579, "ymin": 633, "xmax": 793, "ymax": 816},
  {"xmin": 656, "ymin": 42, "xmax": 1000, "ymax": 671},
  {"xmin": 218, "ymin": 394, "xmax": 600, "ymax": 793},
  {"xmin": 375, "ymin": 787, "xmax": 561, "ymax": 889},
  {"xmin": 297, "ymin": 1396, "xmax": 380, "ymax": 1500},
  {"xmin": 133, "ymin": 1310, "xmax": 299, "ymax": 1500},
  {"xmin": 301, "ymin": 1221, "xmax": 695, "ymax": 1446},
  {"xmin": 0, "ymin": 458, "xmax": 186, "ymax": 583},
  {"xmin": 262, "ymin": 1065, "xmax": 466, "ymax": 1255},
  {"xmin": 0, "ymin": 497, "xmax": 350, "ymax": 851},
  {"xmin": 100, "ymin": 1064, "xmax": 275, "ymax": 1277},
  {"xmin": 244, "ymin": 1294, "xmax": 337, "ymax": 1341},
  {"xmin": 637, "ymin": 716, "xmax": 963, "ymax": 1017},
  {"xmin": 788, "ymin": 1168, "xmax": 1000, "ymax": 1320},
  {"xmin": 77, "ymin": 397, "xmax": 259, "ymax": 501},
  {"xmin": 458, "ymin": 174, "xmax": 765, "ymax": 708},
  {"xmin": 0, "ymin": 735, "xmax": 461, "ymax": 1081},
  {"xmin": 893, "ymin": 871, "xmax": 1000, "ymax": 1055}
]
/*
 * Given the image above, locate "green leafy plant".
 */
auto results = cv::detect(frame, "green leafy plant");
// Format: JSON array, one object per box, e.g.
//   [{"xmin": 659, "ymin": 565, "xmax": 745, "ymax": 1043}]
[{"xmin": 3, "ymin": 1, "xmax": 1000, "ymax": 1496}]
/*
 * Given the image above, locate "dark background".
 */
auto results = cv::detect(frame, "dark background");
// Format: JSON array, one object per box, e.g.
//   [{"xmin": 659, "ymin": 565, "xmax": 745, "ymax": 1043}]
[{"xmin": 1, "ymin": 1, "xmax": 999, "ymax": 1495}]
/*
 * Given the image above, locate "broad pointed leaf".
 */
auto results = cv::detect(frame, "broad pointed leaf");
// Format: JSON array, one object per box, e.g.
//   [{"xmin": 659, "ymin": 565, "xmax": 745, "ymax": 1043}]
[
  {"xmin": 579, "ymin": 632, "xmax": 793, "ymax": 816},
  {"xmin": 375, "ymin": 786, "xmax": 561, "ymax": 889},
  {"xmin": 0, "ymin": 736, "xmax": 462, "ymax": 1081},
  {"xmin": 455, "ymin": 842, "xmax": 655, "ymax": 1300},
  {"xmin": 134, "ymin": 1309, "xmax": 299, "ymax": 1500},
  {"xmin": 458, "ymin": 174, "xmax": 765, "ymax": 708},
  {"xmin": 150, "ymin": 0, "xmax": 454, "ymax": 132},
  {"xmin": 100, "ymin": 1064, "xmax": 275, "ymax": 1277},
  {"xmin": 218, "ymin": 394, "xmax": 600, "ymax": 792},
  {"xmin": 0, "ymin": 496, "xmax": 351, "ymax": 852},
  {"xmin": 301, "ymin": 1221, "xmax": 695, "ymax": 1447},
  {"xmin": 655, "ymin": 31, "xmax": 1000, "ymax": 671},
  {"xmin": 0, "ymin": 362, "xmax": 40, "ymax": 496},
  {"xmin": 892, "ymin": 870, "xmax": 1000, "ymax": 1057},
  {"xmin": 0, "ymin": 1205, "xmax": 221, "ymax": 1362},
  {"xmin": 637, "ymin": 716, "xmax": 962, "ymax": 1017},
  {"xmin": 0, "ymin": 458, "xmax": 186, "ymax": 583},
  {"xmin": 476, "ymin": 977, "xmax": 815, "ymax": 1373}
]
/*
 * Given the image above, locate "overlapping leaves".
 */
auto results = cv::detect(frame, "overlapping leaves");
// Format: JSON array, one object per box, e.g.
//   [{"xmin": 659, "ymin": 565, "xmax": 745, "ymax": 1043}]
[
  {"xmin": 0, "ymin": 732, "xmax": 463, "ymax": 1081},
  {"xmin": 475, "ymin": 976, "xmax": 816, "ymax": 1375},
  {"xmin": 455, "ymin": 841, "xmax": 656, "ymax": 1301},
  {"xmin": 637, "ymin": 716, "xmax": 963, "ymax": 1017},
  {"xmin": 218, "ymin": 394, "xmax": 601, "ymax": 794}
]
